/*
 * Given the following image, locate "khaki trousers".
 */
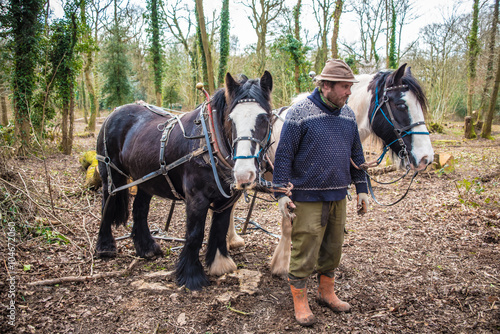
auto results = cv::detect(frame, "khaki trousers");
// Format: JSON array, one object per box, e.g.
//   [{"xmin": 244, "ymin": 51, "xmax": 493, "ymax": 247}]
[{"xmin": 289, "ymin": 199, "xmax": 347, "ymax": 278}]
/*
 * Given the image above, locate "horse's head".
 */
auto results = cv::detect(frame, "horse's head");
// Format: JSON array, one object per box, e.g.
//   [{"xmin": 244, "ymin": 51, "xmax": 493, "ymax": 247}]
[
  {"xmin": 368, "ymin": 64, "xmax": 434, "ymax": 171},
  {"xmin": 223, "ymin": 71, "xmax": 273, "ymax": 190}
]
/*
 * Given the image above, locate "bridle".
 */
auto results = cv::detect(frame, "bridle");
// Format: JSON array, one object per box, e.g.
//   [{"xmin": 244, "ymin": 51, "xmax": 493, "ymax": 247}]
[
  {"xmin": 199, "ymin": 89, "xmax": 275, "ymax": 198},
  {"xmin": 370, "ymin": 84, "xmax": 429, "ymax": 166},
  {"xmin": 231, "ymin": 99, "xmax": 273, "ymax": 162},
  {"xmin": 354, "ymin": 83, "xmax": 430, "ymax": 206}
]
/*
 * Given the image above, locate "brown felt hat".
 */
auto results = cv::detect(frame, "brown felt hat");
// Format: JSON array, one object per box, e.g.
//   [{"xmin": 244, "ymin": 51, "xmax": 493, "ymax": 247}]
[{"xmin": 315, "ymin": 59, "xmax": 359, "ymax": 83}]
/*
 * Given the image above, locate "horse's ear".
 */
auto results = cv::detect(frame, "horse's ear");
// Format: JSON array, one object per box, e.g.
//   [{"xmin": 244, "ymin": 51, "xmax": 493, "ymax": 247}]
[
  {"xmin": 225, "ymin": 72, "xmax": 240, "ymax": 100},
  {"xmin": 405, "ymin": 66, "xmax": 412, "ymax": 77},
  {"xmin": 390, "ymin": 63, "xmax": 407, "ymax": 86},
  {"xmin": 240, "ymin": 74, "xmax": 249, "ymax": 82},
  {"xmin": 260, "ymin": 70, "xmax": 273, "ymax": 95}
]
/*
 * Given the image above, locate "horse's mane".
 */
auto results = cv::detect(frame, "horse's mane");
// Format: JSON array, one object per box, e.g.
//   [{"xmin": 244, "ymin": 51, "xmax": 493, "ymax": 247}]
[{"xmin": 369, "ymin": 70, "xmax": 428, "ymax": 115}]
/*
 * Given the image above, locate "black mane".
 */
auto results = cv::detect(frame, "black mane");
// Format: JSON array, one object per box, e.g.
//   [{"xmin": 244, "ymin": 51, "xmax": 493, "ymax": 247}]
[{"xmin": 369, "ymin": 70, "xmax": 428, "ymax": 115}]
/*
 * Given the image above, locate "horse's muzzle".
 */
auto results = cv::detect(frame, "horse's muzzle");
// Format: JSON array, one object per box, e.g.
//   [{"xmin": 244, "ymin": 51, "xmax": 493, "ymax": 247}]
[
  {"xmin": 411, "ymin": 155, "xmax": 433, "ymax": 171},
  {"xmin": 233, "ymin": 169, "xmax": 257, "ymax": 190}
]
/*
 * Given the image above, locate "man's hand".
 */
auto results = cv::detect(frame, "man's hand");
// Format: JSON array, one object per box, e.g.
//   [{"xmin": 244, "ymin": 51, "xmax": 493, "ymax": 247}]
[
  {"xmin": 278, "ymin": 196, "xmax": 296, "ymax": 220},
  {"xmin": 357, "ymin": 193, "xmax": 369, "ymax": 215}
]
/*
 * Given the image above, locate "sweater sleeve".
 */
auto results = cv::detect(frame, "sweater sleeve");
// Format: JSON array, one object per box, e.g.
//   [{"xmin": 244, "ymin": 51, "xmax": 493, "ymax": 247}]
[
  {"xmin": 350, "ymin": 124, "xmax": 368, "ymax": 194},
  {"xmin": 272, "ymin": 108, "xmax": 302, "ymax": 188}
]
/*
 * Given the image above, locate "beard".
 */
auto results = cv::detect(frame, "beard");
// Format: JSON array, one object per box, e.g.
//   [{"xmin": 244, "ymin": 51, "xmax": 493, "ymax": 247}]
[{"xmin": 325, "ymin": 91, "xmax": 348, "ymax": 108}]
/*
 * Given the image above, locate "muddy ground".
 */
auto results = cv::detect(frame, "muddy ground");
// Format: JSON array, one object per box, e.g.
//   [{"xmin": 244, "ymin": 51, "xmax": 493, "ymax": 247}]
[{"xmin": 0, "ymin": 119, "xmax": 499, "ymax": 334}]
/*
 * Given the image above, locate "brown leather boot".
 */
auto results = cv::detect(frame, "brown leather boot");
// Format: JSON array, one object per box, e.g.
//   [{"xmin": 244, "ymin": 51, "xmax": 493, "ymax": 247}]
[
  {"xmin": 289, "ymin": 277, "xmax": 316, "ymax": 326},
  {"xmin": 316, "ymin": 273, "xmax": 351, "ymax": 312}
]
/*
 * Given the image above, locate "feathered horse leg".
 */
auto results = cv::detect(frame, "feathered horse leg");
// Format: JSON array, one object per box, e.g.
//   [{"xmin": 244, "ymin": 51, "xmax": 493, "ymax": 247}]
[{"xmin": 226, "ymin": 206, "xmax": 245, "ymax": 250}]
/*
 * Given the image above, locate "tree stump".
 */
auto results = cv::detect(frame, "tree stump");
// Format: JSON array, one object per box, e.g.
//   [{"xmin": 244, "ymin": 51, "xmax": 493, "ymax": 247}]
[{"xmin": 464, "ymin": 116, "xmax": 475, "ymax": 139}]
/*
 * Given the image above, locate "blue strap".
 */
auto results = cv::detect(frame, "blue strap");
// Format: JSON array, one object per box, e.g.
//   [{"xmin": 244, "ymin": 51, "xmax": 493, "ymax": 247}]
[
  {"xmin": 377, "ymin": 131, "xmax": 430, "ymax": 164},
  {"xmin": 233, "ymin": 130, "xmax": 271, "ymax": 160}
]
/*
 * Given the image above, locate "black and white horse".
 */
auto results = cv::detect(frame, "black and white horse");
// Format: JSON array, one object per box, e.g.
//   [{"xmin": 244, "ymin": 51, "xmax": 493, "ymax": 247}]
[
  {"xmin": 96, "ymin": 72, "xmax": 273, "ymax": 290},
  {"xmin": 227, "ymin": 64, "xmax": 434, "ymax": 275}
]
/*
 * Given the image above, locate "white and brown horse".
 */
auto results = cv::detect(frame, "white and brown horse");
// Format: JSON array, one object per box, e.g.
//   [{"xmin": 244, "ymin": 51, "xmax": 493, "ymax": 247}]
[{"xmin": 227, "ymin": 64, "xmax": 434, "ymax": 276}]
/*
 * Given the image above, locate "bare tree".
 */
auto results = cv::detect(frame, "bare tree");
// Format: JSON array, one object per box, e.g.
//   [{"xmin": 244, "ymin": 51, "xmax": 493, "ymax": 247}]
[
  {"xmin": 350, "ymin": 0, "xmax": 386, "ymax": 66},
  {"xmin": 242, "ymin": 0, "xmax": 283, "ymax": 74},
  {"xmin": 395, "ymin": 0, "xmax": 418, "ymax": 60},
  {"xmin": 162, "ymin": 0, "xmax": 200, "ymax": 101},
  {"xmin": 312, "ymin": 0, "xmax": 335, "ymax": 73},
  {"xmin": 82, "ymin": 0, "xmax": 111, "ymax": 132},
  {"xmin": 87, "ymin": 0, "xmax": 112, "ymax": 125},
  {"xmin": 385, "ymin": 0, "xmax": 418, "ymax": 68},
  {"xmin": 413, "ymin": 14, "xmax": 465, "ymax": 123}
]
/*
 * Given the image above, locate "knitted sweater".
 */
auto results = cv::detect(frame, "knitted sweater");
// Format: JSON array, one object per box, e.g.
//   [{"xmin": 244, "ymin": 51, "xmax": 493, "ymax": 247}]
[{"xmin": 273, "ymin": 88, "xmax": 368, "ymax": 202}]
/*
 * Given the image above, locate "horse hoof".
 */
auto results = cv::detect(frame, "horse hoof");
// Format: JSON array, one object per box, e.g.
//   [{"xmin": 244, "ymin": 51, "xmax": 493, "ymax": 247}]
[
  {"xmin": 136, "ymin": 241, "xmax": 163, "ymax": 259},
  {"xmin": 207, "ymin": 250, "xmax": 237, "ymax": 276},
  {"xmin": 176, "ymin": 273, "xmax": 210, "ymax": 291},
  {"xmin": 96, "ymin": 248, "xmax": 117, "ymax": 258},
  {"xmin": 228, "ymin": 236, "xmax": 245, "ymax": 250}
]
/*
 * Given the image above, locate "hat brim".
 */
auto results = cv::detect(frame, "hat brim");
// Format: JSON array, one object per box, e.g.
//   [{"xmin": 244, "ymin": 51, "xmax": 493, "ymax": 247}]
[{"xmin": 315, "ymin": 74, "xmax": 359, "ymax": 83}]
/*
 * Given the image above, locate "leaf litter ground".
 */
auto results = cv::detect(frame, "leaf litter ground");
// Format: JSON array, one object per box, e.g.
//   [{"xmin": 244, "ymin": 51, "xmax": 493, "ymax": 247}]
[{"xmin": 0, "ymin": 120, "xmax": 499, "ymax": 333}]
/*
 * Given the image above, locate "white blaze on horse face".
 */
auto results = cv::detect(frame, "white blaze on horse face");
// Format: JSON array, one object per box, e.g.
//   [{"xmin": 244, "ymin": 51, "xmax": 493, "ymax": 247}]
[
  {"xmin": 229, "ymin": 102, "xmax": 267, "ymax": 188},
  {"xmin": 402, "ymin": 91, "xmax": 434, "ymax": 170}
]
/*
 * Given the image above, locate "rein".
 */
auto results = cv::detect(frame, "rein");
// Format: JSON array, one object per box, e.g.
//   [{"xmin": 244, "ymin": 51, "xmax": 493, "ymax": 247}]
[
  {"xmin": 350, "ymin": 158, "xmax": 418, "ymax": 206},
  {"xmin": 199, "ymin": 101, "xmax": 233, "ymax": 199}
]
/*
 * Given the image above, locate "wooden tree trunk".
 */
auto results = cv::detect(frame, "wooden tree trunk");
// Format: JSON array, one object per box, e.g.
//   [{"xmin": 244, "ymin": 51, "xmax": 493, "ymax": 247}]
[
  {"xmin": 466, "ymin": 0, "xmax": 480, "ymax": 117},
  {"xmin": 464, "ymin": 116, "xmax": 476, "ymax": 139},
  {"xmin": 68, "ymin": 89, "xmax": 74, "ymax": 154},
  {"xmin": 293, "ymin": 0, "xmax": 302, "ymax": 94},
  {"xmin": 84, "ymin": 52, "xmax": 97, "ymax": 133},
  {"xmin": 61, "ymin": 102, "xmax": 69, "ymax": 153},
  {"xmin": 331, "ymin": 0, "xmax": 344, "ymax": 59},
  {"xmin": 1, "ymin": 95, "xmax": 8, "ymax": 126},
  {"xmin": 195, "ymin": 0, "xmax": 215, "ymax": 93},
  {"xmin": 478, "ymin": 0, "xmax": 499, "ymax": 123},
  {"xmin": 481, "ymin": 44, "xmax": 500, "ymax": 139},
  {"xmin": 61, "ymin": 83, "xmax": 75, "ymax": 155}
]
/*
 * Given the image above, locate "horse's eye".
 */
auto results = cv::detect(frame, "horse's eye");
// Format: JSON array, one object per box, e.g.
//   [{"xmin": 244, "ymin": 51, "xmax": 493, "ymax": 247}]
[{"xmin": 397, "ymin": 103, "xmax": 407, "ymax": 111}]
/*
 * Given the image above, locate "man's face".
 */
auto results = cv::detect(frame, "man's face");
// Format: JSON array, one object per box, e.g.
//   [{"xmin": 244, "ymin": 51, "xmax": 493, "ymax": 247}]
[{"xmin": 322, "ymin": 81, "xmax": 353, "ymax": 108}]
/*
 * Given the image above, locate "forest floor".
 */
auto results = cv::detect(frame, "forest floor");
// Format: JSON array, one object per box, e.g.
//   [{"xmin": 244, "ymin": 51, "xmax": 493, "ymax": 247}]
[{"xmin": 0, "ymin": 117, "xmax": 499, "ymax": 334}]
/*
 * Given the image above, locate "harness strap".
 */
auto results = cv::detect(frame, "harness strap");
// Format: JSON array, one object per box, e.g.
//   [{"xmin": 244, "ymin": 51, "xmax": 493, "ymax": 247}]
[
  {"xmin": 272, "ymin": 107, "xmax": 288, "ymax": 124},
  {"xmin": 159, "ymin": 117, "xmax": 184, "ymax": 199},
  {"xmin": 107, "ymin": 147, "xmax": 207, "ymax": 196},
  {"xmin": 96, "ymin": 154, "xmax": 130, "ymax": 179},
  {"xmin": 200, "ymin": 104, "xmax": 233, "ymax": 199}
]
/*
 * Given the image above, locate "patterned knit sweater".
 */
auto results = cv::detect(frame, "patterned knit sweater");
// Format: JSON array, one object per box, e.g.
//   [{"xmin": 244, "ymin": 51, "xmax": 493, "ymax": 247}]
[{"xmin": 273, "ymin": 88, "xmax": 368, "ymax": 202}]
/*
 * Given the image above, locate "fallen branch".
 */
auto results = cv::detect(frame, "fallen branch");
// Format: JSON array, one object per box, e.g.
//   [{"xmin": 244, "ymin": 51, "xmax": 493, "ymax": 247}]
[
  {"xmin": 226, "ymin": 302, "xmax": 252, "ymax": 316},
  {"xmin": 370, "ymin": 165, "xmax": 397, "ymax": 176},
  {"xmin": 26, "ymin": 258, "xmax": 140, "ymax": 287}
]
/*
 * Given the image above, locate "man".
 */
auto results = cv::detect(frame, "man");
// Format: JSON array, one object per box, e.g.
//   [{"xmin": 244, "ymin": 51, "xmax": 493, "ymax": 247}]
[{"xmin": 273, "ymin": 59, "xmax": 369, "ymax": 326}]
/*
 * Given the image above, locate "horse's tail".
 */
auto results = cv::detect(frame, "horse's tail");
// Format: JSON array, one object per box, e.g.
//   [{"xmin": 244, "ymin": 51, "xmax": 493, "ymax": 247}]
[{"xmin": 98, "ymin": 163, "xmax": 130, "ymax": 227}]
